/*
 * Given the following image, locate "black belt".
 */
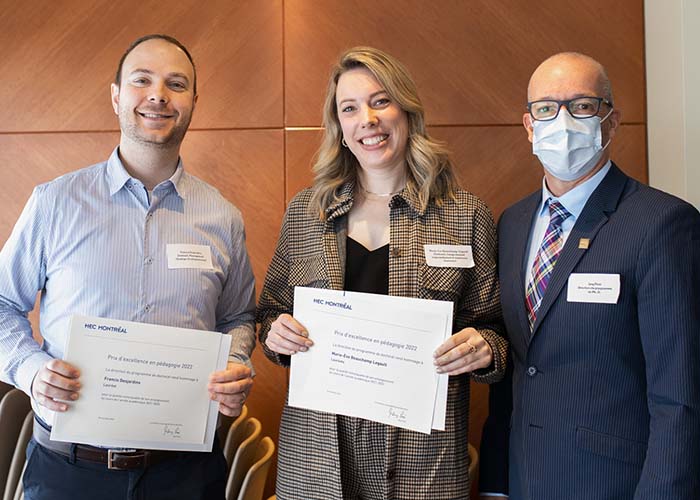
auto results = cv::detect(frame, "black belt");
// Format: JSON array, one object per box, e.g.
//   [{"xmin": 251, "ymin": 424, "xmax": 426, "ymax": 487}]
[{"xmin": 33, "ymin": 417, "xmax": 179, "ymax": 470}]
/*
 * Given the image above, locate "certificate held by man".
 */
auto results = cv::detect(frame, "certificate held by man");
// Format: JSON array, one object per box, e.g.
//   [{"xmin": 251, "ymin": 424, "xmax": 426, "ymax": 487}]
[
  {"xmin": 289, "ymin": 287, "xmax": 452, "ymax": 434},
  {"xmin": 51, "ymin": 315, "xmax": 232, "ymax": 452}
]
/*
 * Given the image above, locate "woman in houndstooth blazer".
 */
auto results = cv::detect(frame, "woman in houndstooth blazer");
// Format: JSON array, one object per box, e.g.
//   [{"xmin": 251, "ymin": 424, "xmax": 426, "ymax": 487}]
[{"xmin": 257, "ymin": 47, "xmax": 508, "ymax": 500}]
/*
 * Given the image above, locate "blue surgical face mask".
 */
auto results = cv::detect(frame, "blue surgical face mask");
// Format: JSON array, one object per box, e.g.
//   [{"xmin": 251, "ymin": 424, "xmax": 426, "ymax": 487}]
[{"xmin": 532, "ymin": 108, "xmax": 613, "ymax": 182}]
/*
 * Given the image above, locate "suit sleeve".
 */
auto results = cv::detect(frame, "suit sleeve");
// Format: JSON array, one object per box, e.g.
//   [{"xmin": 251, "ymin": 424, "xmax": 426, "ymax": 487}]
[
  {"xmin": 478, "ymin": 212, "xmax": 512, "ymax": 495},
  {"xmin": 633, "ymin": 201, "xmax": 700, "ymax": 498}
]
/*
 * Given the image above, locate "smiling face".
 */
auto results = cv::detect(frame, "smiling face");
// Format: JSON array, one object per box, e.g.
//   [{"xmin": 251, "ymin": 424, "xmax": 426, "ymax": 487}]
[
  {"xmin": 335, "ymin": 67, "xmax": 409, "ymax": 174},
  {"xmin": 110, "ymin": 38, "xmax": 197, "ymax": 149}
]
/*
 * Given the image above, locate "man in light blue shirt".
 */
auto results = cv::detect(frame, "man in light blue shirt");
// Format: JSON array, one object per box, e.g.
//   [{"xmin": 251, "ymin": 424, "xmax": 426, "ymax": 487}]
[{"xmin": 0, "ymin": 34, "xmax": 255, "ymax": 499}]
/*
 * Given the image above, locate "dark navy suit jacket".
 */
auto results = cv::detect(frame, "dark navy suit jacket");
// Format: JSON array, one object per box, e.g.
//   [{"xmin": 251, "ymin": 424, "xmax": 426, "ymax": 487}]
[{"xmin": 480, "ymin": 164, "xmax": 700, "ymax": 499}]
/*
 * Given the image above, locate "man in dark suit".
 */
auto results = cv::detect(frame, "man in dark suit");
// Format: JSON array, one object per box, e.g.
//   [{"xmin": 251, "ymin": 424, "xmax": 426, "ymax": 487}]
[{"xmin": 479, "ymin": 52, "xmax": 700, "ymax": 499}]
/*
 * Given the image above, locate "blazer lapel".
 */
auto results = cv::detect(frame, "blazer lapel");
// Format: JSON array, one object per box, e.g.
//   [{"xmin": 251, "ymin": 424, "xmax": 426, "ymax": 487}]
[{"xmin": 531, "ymin": 164, "xmax": 629, "ymax": 335}]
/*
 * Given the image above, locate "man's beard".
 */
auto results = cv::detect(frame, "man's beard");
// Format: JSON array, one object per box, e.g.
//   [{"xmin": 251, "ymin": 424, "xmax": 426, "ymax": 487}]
[{"xmin": 119, "ymin": 109, "xmax": 192, "ymax": 149}]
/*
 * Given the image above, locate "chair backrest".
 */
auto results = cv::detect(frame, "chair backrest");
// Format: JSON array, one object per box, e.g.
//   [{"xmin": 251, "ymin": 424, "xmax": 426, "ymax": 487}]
[
  {"xmin": 4, "ymin": 411, "xmax": 32, "ymax": 500},
  {"xmin": 0, "ymin": 383, "xmax": 13, "ymax": 402},
  {"xmin": 237, "ymin": 437, "xmax": 275, "ymax": 500},
  {"xmin": 0, "ymin": 390, "xmax": 30, "ymax": 500},
  {"xmin": 225, "ymin": 417, "xmax": 262, "ymax": 500},
  {"xmin": 468, "ymin": 442, "xmax": 479, "ymax": 485},
  {"xmin": 222, "ymin": 404, "xmax": 249, "ymax": 468}
]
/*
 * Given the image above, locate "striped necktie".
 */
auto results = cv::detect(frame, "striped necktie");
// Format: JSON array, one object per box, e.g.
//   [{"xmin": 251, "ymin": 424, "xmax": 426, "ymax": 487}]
[{"xmin": 525, "ymin": 200, "xmax": 571, "ymax": 331}]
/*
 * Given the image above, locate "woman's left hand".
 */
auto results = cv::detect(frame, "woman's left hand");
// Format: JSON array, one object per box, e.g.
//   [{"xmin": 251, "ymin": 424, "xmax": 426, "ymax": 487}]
[{"xmin": 433, "ymin": 327, "xmax": 493, "ymax": 376}]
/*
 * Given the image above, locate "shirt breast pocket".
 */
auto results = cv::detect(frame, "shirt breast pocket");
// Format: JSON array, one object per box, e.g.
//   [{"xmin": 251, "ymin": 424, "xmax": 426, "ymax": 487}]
[
  {"xmin": 418, "ymin": 263, "xmax": 465, "ymax": 302},
  {"xmin": 288, "ymin": 256, "xmax": 329, "ymax": 289}
]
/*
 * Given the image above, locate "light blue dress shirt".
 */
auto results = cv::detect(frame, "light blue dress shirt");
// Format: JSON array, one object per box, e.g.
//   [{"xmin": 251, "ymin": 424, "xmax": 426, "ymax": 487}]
[
  {"xmin": 524, "ymin": 161, "xmax": 612, "ymax": 285},
  {"xmin": 0, "ymin": 148, "xmax": 256, "ymax": 425}
]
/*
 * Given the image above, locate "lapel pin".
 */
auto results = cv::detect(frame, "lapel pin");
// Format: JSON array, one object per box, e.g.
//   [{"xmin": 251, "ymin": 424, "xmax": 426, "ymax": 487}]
[{"xmin": 578, "ymin": 238, "xmax": 590, "ymax": 249}]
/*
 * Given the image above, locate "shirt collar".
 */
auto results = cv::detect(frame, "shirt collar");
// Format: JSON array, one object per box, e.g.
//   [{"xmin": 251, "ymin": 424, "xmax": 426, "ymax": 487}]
[
  {"xmin": 105, "ymin": 147, "xmax": 188, "ymax": 199},
  {"xmin": 538, "ymin": 160, "xmax": 612, "ymax": 218}
]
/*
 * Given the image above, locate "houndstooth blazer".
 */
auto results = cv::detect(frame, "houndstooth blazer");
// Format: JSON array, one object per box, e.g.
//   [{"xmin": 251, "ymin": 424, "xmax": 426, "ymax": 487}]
[{"xmin": 257, "ymin": 182, "xmax": 508, "ymax": 500}]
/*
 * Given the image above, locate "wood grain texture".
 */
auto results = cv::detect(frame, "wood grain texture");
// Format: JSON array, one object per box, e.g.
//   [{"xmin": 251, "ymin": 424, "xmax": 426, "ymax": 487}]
[
  {"xmin": 284, "ymin": 0, "xmax": 645, "ymax": 127},
  {"xmin": 0, "ymin": 2, "xmax": 648, "ymax": 498},
  {"xmin": 0, "ymin": 0, "xmax": 283, "ymax": 132},
  {"xmin": 285, "ymin": 124, "xmax": 648, "ymax": 219}
]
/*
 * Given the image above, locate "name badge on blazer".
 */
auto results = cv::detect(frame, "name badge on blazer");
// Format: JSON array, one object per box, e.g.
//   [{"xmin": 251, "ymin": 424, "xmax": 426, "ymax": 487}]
[
  {"xmin": 567, "ymin": 273, "xmax": 620, "ymax": 304},
  {"xmin": 167, "ymin": 244, "xmax": 214, "ymax": 270},
  {"xmin": 424, "ymin": 244, "xmax": 474, "ymax": 268}
]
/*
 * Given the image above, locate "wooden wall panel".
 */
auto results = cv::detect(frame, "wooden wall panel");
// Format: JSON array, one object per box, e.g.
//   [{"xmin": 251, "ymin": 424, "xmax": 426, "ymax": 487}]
[
  {"xmin": 284, "ymin": 0, "xmax": 645, "ymax": 127},
  {"xmin": 0, "ymin": 2, "xmax": 647, "ymax": 498},
  {"xmin": 285, "ymin": 125, "xmax": 647, "ymax": 219},
  {"xmin": 0, "ymin": 0, "xmax": 283, "ymax": 132},
  {"xmin": 180, "ymin": 129, "xmax": 285, "ymax": 287},
  {"xmin": 0, "ymin": 133, "xmax": 119, "ymax": 240}
]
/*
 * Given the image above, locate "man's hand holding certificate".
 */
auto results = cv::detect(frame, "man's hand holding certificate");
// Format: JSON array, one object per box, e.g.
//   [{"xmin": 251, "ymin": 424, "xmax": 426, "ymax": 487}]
[
  {"xmin": 288, "ymin": 287, "xmax": 453, "ymax": 434},
  {"xmin": 50, "ymin": 315, "xmax": 234, "ymax": 452}
]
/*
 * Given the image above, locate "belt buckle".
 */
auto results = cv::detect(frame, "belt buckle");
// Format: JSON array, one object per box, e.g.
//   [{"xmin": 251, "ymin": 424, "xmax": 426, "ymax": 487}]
[{"xmin": 107, "ymin": 449, "xmax": 140, "ymax": 470}]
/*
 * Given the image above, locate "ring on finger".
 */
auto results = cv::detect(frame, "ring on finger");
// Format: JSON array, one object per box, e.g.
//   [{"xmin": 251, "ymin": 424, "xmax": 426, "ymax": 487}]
[{"xmin": 466, "ymin": 340, "xmax": 477, "ymax": 354}]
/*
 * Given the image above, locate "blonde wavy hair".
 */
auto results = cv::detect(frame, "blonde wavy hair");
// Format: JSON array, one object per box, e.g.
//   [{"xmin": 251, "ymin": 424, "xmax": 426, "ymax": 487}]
[{"xmin": 309, "ymin": 46, "xmax": 459, "ymax": 219}]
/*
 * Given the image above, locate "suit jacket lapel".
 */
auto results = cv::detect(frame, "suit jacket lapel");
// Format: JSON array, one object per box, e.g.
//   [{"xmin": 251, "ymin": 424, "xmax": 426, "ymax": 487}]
[
  {"xmin": 511, "ymin": 193, "xmax": 542, "ymax": 346},
  {"xmin": 531, "ymin": 164, "xmax": 629, "ymax": 335}
]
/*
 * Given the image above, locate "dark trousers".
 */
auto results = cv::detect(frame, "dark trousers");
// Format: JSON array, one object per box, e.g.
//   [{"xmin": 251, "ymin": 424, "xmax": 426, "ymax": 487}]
[{"xmin": 23, "ymin": 438, "xmax": 227, "ymax": 500}]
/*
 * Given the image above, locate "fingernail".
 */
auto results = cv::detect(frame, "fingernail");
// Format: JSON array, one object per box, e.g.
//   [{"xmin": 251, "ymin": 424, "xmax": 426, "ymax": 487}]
[
  {"xmin": 71, "ymin": 393, "xmax": 78, "ymax": 400},
  {"xmin": 305, "ymin": 340, "xmax": 313, "ymax": 347},
  {"xmin": 436, "ymin": 367, "xmax": 444, "ymax": 374},
  {"xmin": 301, "ymin": 330, "xmax": 309, "ymax": 337},
  {"xmin": 60, "ymin": 405, "xmax": 68, "ymax": 411},
  {"xmin": 300, "ymin": 346, "xmax": 308, "ymax": 352}
]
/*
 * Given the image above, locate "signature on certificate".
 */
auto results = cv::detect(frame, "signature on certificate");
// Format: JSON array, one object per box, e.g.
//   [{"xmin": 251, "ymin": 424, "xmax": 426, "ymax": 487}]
[
  {"xmin": 149, "ymin": 422, "xmax": 183, "ymax": 438},
  {"xmin": 387, "ymin": 406, "xmax": 408, "ymax": 423}
]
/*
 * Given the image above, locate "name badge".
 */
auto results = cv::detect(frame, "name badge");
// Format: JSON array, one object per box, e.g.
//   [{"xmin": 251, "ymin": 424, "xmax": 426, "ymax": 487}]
[
  {"xmin": 167, "ymin": 244, "xmax": 213, "ymax": 270},
  {"xmin": 424, "ymin": 244, "xmax": 474, "ymax": 268},
  {"xmin": 567, "ymin": 273, "xmax": 620, "ymax": 303}
]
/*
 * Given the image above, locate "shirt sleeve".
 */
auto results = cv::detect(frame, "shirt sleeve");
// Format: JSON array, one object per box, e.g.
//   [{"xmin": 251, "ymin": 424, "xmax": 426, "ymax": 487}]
[
  {"xmin": 0, "ymin": 186, "xmax": 53, "ymax": 396},
  {"xmin": 215, "ymin": 209, "xmax": 256, "ymax": 372}
]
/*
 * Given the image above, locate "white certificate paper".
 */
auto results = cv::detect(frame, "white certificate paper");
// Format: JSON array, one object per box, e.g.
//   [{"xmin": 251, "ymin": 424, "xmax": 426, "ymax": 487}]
[
  {"xmin": 51, "ymin": 315, "xmax": 231, "ymax": 452},
  {"xmin": 290, "ymin": 287, "xmax": 452, "ymax": 434}
]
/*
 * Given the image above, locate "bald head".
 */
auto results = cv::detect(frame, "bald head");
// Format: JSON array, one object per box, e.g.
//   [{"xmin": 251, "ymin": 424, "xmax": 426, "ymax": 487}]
[{"xmin": 527, "ymin": 52, "xmax": 613, "ymax": 104}]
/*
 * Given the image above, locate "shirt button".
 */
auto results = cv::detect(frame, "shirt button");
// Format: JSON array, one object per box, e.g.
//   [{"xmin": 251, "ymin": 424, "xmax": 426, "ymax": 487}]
[
  {"xmin": 386, "ymin": 469, "xmax": 396, "ymax": 480},
  {"xmin": 390, "ymin": 247, "xmax": 401, "ymax": 258},
  {"xmin": 144, "ymin": 257, "xmax": 153, "ymax": 265},
  {"xmin": 527, "ymin": 366, "xmax": 538, "ymax": 377},
  {"xmin": 144, "ymin": 305, "xmax": 152, "ymax": 312}
]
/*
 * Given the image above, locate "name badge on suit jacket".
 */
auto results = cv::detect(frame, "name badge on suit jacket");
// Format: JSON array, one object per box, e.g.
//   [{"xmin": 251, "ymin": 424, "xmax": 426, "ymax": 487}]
[
  {"xmin": 567, "ymin": 273, "xmax": 620, "ymax": 303},
  {"xmin": 424, "ymin": 244, "xmax": 474, "ymax": 268}
]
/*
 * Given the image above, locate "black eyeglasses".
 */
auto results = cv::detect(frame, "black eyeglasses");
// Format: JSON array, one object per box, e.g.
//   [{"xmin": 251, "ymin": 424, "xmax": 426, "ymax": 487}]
[{"xmin": 527, "ymin": 97, "xmax": 613, "ymax": 121}]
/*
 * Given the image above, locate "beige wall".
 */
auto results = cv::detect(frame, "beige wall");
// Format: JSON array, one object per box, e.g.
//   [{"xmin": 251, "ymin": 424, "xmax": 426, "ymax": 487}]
[
  {"xmin": 0, "ymin": 1, "xmax": 647, "ymax": 496},
  {"xmin": 645, "ymin": 0, "xmax": 700, "ymax": 210}
]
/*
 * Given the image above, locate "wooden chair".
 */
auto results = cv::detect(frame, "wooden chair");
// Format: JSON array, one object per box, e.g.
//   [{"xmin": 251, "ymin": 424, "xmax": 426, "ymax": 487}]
[
  {"xmin": 237, "ymin": 437, "xmax": 275, "ymax": 500},
  {"xmin": 222, "ymin": 404, "xmax": 249, "ymax": 468},
  {"xmin": 225, "ymin": 417, "xmax": 261, "ymax": 500},
  {"xmin": 468, "ymin": 442, "xmax": 479, "ymax": 485},
  {"xmin": 0, "ymin": 390, "xmax": 30, "ymax": 500},
  {"xmin": 4, "ymin": 411, "xmax": 32, "ymax": 500}
]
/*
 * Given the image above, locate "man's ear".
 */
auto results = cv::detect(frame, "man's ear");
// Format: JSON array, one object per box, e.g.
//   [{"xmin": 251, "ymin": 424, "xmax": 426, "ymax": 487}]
[
  {"xmin": 606, "ymin": 108, "xmax": 622, "ymax": 141},
  {"xmin": 110, "ymin": 83, "xmax": 120, "ymax": 115},
  {"xmin": 523, "ymin": 113, "xmax": 534, "ymax": 143}
]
